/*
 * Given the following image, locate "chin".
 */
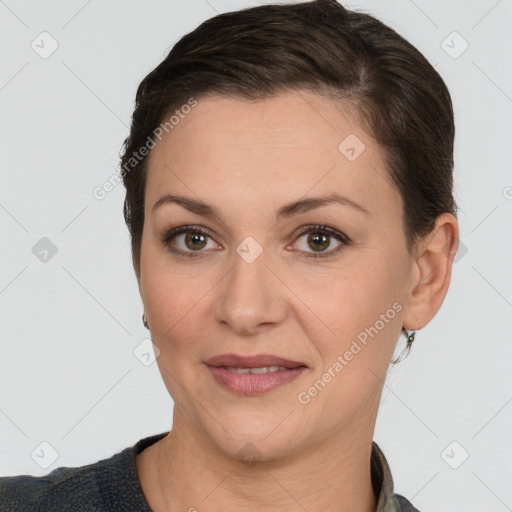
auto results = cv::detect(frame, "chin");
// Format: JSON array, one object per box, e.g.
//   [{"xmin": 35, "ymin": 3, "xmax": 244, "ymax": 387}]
[
  {"xmin": 220, "ymin": 435, "xmax": 298, "ymax": 465},
  {"xmin": 202, "ymin": 412, "xmax": 309, "ymax": 464}
]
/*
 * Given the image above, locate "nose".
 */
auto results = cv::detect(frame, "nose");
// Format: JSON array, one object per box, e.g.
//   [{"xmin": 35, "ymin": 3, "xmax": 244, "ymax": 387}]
[{"xmin": 214, "ymin": 250, "xmax": 287, "ymax": 336}]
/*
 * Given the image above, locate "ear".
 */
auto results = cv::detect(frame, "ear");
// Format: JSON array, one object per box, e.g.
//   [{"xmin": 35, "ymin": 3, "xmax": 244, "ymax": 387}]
[{"xmin": 402, "ymin": 213, "xmax": 459, "ymax": 331}]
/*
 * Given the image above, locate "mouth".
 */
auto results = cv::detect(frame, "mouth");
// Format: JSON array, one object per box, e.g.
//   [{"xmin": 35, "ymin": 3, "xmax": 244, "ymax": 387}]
[
  {"xmin": 220, "ymin": 366, "xmax": 295, "ymax": 374},
  {"xmin": 205, "ymin": 353, "xmax": 308, "ymax": 396},
  {"xmin": 205, "ymin": 353, "xmax": 307, "ymax": 369}
]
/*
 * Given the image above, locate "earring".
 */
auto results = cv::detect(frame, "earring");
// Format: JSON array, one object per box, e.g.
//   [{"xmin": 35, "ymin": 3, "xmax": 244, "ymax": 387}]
[
  {"xmin": 406, "ymin": 330, "xmax": 416, "ymax": 344},
  {"xmin": 142, "ymin": 313, "xmax": 149, "ymax": 330}
]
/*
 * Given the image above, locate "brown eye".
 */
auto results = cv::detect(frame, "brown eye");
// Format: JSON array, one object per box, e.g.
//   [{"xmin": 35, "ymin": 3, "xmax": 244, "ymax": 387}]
[
  {"xmin": 293, "ymin": 225, "xmax": 349, "ymax": 258},
  {"xmin": 162, "ymin": 226, "xmax": 220, "ymax": 257},
  {"xmin": 306, "ymin": 233, "xmax": 330, "ymax": 252},
  {"xmin": 184, "ymin": 232, "xmax": 208, "ymax": 250}
]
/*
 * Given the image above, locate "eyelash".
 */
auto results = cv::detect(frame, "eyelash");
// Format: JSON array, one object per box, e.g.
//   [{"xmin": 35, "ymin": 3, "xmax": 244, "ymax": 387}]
[{"xmin": 161, "ymin": 224, "xmax": 350, "ymax": 259}]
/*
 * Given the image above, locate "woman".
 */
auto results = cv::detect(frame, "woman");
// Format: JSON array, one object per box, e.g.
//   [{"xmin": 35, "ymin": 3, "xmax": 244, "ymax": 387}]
[{"xmin": 0, "ymin": 0, "xmax": 458, "ymax": 510}]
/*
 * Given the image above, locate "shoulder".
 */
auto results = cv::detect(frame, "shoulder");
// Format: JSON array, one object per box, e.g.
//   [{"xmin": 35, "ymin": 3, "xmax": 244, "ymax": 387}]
[
  {"xmin": 0, "ymin": 461, "xmax": 105, "ymax": 512},
  {"xmin": 0, "ymin": 432, "xmax": 167, "ymax": 512}
]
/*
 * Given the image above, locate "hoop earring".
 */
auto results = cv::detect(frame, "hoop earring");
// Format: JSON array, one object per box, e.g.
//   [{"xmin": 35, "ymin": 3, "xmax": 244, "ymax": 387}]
[
  {"xmin": 142, "ymin": 313, "xmax": 149, "ymax": 330},
  {"xmin": 391, "ymin": 329, "xmax": 417, "ymax": 365}
]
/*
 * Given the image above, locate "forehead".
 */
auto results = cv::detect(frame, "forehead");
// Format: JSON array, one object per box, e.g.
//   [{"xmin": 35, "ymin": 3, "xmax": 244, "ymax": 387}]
[{"xmin": 145, "ymin": 91, "xmax": 399, "ymax": 219}]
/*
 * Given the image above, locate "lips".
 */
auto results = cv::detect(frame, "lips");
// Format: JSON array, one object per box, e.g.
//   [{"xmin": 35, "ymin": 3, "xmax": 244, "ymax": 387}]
[
  {"xmin": 205, "ymin": 353, "xmax": 307, "ymax": 369},
  {"xmin": 204, "ymin": 353, "xmax": 308, "ymax": 396}
]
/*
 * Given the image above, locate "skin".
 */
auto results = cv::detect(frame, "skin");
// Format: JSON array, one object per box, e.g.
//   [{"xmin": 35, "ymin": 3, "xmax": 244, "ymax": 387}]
[{"xmin": 134, "ymin": 91, "xmax": 459, "ymax": 511}]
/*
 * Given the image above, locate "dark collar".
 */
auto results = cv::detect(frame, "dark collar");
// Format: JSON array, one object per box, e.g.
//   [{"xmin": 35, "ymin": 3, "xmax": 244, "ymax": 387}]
[
  {"xmin": 371, "ymin": 441, "xmax": 403, "ymax": 511},
  {"xmin": 131, "ymin": 434, "xmax": 405, "ymax": 511}
]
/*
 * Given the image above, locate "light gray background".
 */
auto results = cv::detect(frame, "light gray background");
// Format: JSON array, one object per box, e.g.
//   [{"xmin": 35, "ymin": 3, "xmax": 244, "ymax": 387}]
[{"xmin": 1, "ymin": 1, "xmax": 511, "ymax": 510}]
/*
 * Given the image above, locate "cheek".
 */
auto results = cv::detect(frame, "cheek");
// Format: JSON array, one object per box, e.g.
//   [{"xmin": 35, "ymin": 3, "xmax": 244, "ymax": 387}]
[
  {"xmin": 142, "ymin": 259, "xmax": 213, "ymax": 405},
  {"xmin": 140, "ymin": 247, "xmax": 204, "ymax": 362},
  {"xmin": 306, "ymin": 253, "xmax": 404, "ymax": 367},
  {"xmin": 141, "ymin": 240, "xmax": 199, "ymax": 323},
  {"xmin": 144, "ymin": 273, "xmax": 207, "ymax": 345},
  {"xmin": 297, "ymin": 260, "xmax": 404, "ymax": 427}
]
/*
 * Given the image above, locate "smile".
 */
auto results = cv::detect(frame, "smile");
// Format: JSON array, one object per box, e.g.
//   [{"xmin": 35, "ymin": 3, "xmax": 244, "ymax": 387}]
[
  {"xmin": 224, "ymin": 366, "xmax": 288, "ymax": 374},
  {"xmin": 206, "ymin": 365, "xmax": 307, "ymax": 395}
]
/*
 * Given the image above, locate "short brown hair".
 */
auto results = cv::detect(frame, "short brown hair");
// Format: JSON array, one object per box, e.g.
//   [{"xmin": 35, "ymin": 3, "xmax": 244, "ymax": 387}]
[{"xmin": 121, "ymin": 0, "xmax": 456, "ymax": 280}]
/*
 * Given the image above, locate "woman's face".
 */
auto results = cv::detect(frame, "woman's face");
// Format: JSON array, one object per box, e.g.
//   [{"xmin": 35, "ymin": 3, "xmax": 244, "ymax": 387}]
[{"xmin": 138, "ymin": 91, "xmax": 417, "ymax": 460}]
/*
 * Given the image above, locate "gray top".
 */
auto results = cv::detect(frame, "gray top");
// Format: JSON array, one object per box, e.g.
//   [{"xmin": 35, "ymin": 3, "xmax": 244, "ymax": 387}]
[{"xmin": 0, "ymin": 432, "xmax": 420, "ymax": 511}]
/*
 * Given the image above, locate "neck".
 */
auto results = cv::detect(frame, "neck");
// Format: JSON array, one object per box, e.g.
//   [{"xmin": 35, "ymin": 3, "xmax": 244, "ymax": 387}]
[{"xmin": 149, "ymin": 409, "xmax": 378, "ymax": 512}]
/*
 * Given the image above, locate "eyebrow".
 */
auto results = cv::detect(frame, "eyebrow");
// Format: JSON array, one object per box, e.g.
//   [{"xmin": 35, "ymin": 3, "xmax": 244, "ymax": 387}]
[{"xmin": 151, "ymin": 193, "xmax": 370, "ymax": 220}]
